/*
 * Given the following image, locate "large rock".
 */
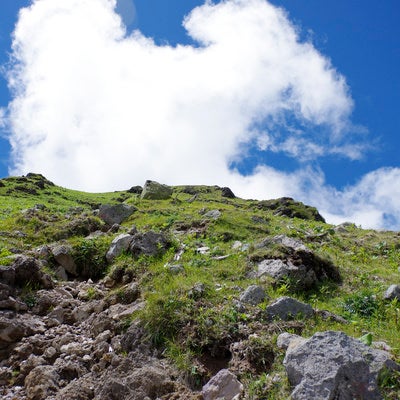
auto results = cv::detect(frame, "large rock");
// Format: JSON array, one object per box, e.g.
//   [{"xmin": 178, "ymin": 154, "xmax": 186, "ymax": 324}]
[
  {"xmin": 52, "ymin": 245, "xmax": 77, "ymax": 276},
  {"xmin": 202, "ymin": 369, "xmax": 243, "ymax": 400},
  {"xmin": 283, "ymin": 330, "xmax": 400, "ymax": 400},
  {"xmin": 106, "ymin": 234, "xmax": 133, "ymax": 263},
  {"xmin": 25, "ymin": 365, "xmax": 59, "ymax": 400},
  {"xmin": 265, "ymin": 297, "xmax": 313, "ymax": 321},
  {"xmin": 129, "ymin": 231, "xmax": 171, "ymax": 258},
  {"xmin": 140, "ymin": 180, "xmax": 173, "ymax": 200},
  {"xmin": 98, "ymin": 204, "xmax": 137, "ymax": 225}
]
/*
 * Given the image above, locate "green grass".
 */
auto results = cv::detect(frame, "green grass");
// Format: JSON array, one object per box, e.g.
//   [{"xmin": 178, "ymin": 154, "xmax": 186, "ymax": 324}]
[{"xmin": 1, "ymin": 174, "xmax": 399, "ymax": 396}]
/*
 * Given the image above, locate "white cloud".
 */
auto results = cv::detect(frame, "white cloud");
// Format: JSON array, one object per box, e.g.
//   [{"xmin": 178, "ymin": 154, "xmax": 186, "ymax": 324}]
[{"xmin": 2, "ymin": 0, "xmax": 399, "ymax": 229}]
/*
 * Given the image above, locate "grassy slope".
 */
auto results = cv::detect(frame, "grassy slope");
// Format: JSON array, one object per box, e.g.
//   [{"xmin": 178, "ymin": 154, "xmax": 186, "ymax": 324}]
[{"xmin": 1, "ymin": 174, "xmax": 399, "ymax": 398}]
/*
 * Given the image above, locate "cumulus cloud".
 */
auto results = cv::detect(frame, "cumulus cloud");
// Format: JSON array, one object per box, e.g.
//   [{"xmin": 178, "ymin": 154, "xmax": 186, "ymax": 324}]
[{"xmin": 2, "ymin": 0, "xmax": 399, "ymax": 229}]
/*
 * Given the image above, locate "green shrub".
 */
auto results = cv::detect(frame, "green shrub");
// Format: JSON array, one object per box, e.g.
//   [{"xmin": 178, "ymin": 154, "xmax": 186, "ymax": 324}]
[
  {"xmin": 342, "ymin": 291, "xmax": 380, "ymax": 318},
  {"xmin": 73, "ymin": 236, "xmax": 110, "ymax": 279}
]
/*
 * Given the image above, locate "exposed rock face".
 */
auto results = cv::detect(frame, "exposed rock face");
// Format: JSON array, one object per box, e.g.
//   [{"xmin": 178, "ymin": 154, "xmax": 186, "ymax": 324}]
[
  {"xmin": 239, "ymin": 285, "xmax": 266, "ymax": 305},
  {"xmin": 202, "ymin": 369, "xmax": 243, "ymax": 400},
  {"xmin": 140, "ymin": 180, "xmax": 173, "ymax": 200},
  {"xmin": 265, "ymin": 297, "xmax": 314, "ymax": 321},
  {"xmin": 98, "ymin": 203, "xmax": 137, "ymax": 225},
  {"xmin": 383, "ymin": 284, "xmax": 400, "ymax": 301},
  {"xmin": 283, "ymin": 331, "xmax": 400, "ymax": 400}
]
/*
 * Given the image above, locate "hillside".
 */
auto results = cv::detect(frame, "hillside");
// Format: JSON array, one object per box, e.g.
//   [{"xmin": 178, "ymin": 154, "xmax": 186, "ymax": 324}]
[{"xmin": 0, "ymin": 173, "xmax": 399, "ymax": 399}]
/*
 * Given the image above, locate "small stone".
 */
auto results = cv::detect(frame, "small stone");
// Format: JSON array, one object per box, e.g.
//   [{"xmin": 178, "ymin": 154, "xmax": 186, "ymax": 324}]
[
  {"xmin": 239, "ymin": 285, "xmax": 266, "ymax": 305},
  {"xmin": 383, "ymin": 284, "xmax": 400, "ymax": 301},
  {"xmin": 204, "ymin": 210, "xmax": 221, "ymax": 219},
  {"xmin": 232, "ymin": 241, "xmax": 243, "ymax": 250},
  {"xmin": 167, "ymin": 264, "xmax": 185, "ymax": 274},
  {"xmin": 196, "ymin": 246, "xmax": 210, "ymax": 254}
]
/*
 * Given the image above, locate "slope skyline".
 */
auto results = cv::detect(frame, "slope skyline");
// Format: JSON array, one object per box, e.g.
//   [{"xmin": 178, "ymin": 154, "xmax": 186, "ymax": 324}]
[{"xmin": 0, "ymin": 0, "xmax": 399, "ymax": 229}]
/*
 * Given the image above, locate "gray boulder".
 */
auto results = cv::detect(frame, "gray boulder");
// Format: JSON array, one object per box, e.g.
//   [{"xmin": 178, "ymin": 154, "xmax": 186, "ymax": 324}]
[
  {"xmin": 129, "ymin": 231, "xmax": 171, "ymax": 258},
  {"xmin": 202, "ymin": 369, "xmax": 243, "ymax": 400},
  {"xmin": 140, "ymin": 180, "xmax": 173, "ymax": 200},
  {"xmin": 283, "ymin": 330, "xmax": 400, "ymax": 400},
  {"xmin": 106, "ymin": 234, "xmax": 133, "ymax": 263},
  {"xmin": 383, "ymin": 284, "xmax": 400, "ymax": 301},
  {"xmin": 98, "ymin": 204, "xmax": 137, "ymax": 225},
  {"xmin": 52, "ymin": 245, "xmax": 77, "ymax": 276},
  {"xmin": 265, "ymin": 296, "xmax": 313, "ymax": 321},
  {"xmin": 239, "ymin": 285, "xmax": 266, "ymax": 305}
]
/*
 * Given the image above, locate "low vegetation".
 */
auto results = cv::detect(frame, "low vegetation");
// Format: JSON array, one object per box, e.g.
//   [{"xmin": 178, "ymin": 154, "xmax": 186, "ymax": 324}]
[{"xmin": 1, "ymin": 173, "xmax": 399, "ymax": 398}]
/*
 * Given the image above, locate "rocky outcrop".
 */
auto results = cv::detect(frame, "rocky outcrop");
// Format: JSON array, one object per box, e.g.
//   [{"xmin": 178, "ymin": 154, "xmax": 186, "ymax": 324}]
[
  {"xmin": 256, "ymin": 197, "xmax": 326, "ymax": 222},
  {"xmin": 140, "ymin": 180, "xmax": 173, "ymax": 200},
  {"xmin": 282, "ymin": 331, "xmax": 400, "ymax": 400},
  {"xmin": 253, "ymin": 235, "xmax": 340, "ymax": 290}
]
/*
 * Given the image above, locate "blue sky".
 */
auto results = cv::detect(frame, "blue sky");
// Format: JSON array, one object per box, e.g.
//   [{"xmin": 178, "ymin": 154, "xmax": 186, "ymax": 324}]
[{"xmin": 0, "ymin": 0, "xmax": 399, "ymax": 229}]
